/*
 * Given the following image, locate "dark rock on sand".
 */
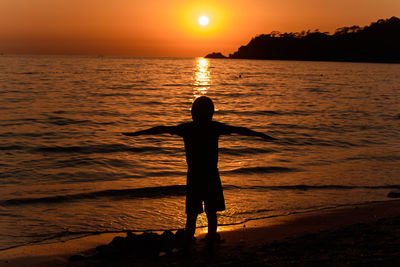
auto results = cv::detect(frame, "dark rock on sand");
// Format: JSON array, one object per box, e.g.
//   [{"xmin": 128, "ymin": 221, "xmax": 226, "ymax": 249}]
[
  {"xmin": 160, "ymin": 230, "xmax": 175, "ymax": 253},
  {"xmin": 109, "ymin": 236, "xmax": 125, "ymax": 247},
  {"xmin": 95, "ymin": 244, "xmax": 109, "ymax": 254},
  {"xmin": 92, "ymin": 229, "xmax": 187, "ymax": 261}
]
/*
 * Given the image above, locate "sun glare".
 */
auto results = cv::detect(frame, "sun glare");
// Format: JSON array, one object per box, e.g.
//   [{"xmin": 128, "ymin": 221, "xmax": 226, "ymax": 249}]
[
  {"xmin": 198, "ymin": 16, "xmax": 209, "ymax": 26},
  {"xmin": 177, "ymin": 3, "xmax": 228, "ymax": 37}
]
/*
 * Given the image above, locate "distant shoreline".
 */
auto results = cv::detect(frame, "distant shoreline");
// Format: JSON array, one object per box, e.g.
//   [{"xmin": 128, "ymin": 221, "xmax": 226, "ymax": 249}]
[
  {"xmin": 204, "ymin": 54, "xmax": 400, "ymax": 64},
  {"xmin": 206, "ymin": 16, "xmax": 400, "ymax": 64}
]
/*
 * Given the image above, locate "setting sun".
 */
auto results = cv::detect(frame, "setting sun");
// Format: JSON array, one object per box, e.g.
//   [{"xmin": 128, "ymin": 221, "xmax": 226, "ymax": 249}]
[{"xmin": 198, "ymin": 15, "xmax": 209, "ymax": 26}]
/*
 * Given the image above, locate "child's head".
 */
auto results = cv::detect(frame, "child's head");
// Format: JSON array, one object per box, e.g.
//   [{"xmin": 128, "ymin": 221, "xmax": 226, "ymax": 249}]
[{"xmin": 191, "ymin": 96, "xmax": 214, "ymax": 122}]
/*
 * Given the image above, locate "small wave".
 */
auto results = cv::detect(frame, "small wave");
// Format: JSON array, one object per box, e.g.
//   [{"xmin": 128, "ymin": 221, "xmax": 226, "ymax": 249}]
[
  {"xmin": 274, "ymin": 137, "xmax": 358, "ymax": 148},
  {"xmin": 0, "ymin": 185, "xmax": 187, "ymax": 206},
  {"xmin": 7, "ymin": 183, "xmax": 393, "ymax": 207},
  {"xmin": 0, "ymin": 212, "xmax": 25, "ymax": 218},
  {"xmin": 294, "ymin": 139, "xmax": 345, "ymax": 147},
  {"xmin": 0, "ymin": 132, "xmax": 57, "ymax": 138},
  {"xmin": 52, "ymin": 158, "xmax": 130, "ymax": 168},
  {"xmin": 219, "ymin": 147, "xmax": 275, "ymax": 156},
  {"xmin": 345, "ymin": 155, "xmax": 400, "ymax": 162},
  {"xmin": 128, "ymin": 100, "xmax": 164, "ymax": 106},
  {"xmin": 228, "ymin": 208, "xmax": 274, "ymax": 216},
  {"xmin": 242, "ymin": 184, "xmax": 400, "ymax": 191},
  {"xmin": 74, "ymin": 110, "xmax": 126, "ymax": 117},
  {"xmin": 269, "ymin": 123, "xmax": 327, "ymax": 131},
  {"xmin": 46, "ymin": 116, "xmax": 110, "ymax": 126},
  {"xmin": 304, "ymin": 87, "xmax": 329, "ymax": 93},
  {"xmin": 162, "ymin": 83, "xmax": 187, "ymax": 87},
  {"xmin": 223, "ymin": 166, "xmax": 298, "ymax": 175},
  {"xmin": 106, "ymin": 83, "xmax": 145, "ymax": 90},
  {"xmin": 217, "ymin": 109, "xmax": 315, "ymax": 117},
  {"xmin": 242, "ymin": 82, "xmax": 270, "ymax": 87},
  {"xmin": 0, "ymin": 145, "xmax": 24, "ymax": 151},
  {"xmin": 1, "ymin": 116, "xmax": 85, "ymax": 127},
  {"xmin": 7, "ymin": 183, "xmax": 392, "ymax": 206},
  {"xmin": 144, "ymin": 170, "xmax": 186, "ymax": 177},
  {"xmin": 18, "ymin": 72, "xmax": 42, "ymax": 75},
  {"xmin": 52, "ymin": 110, "xmax": 67, "ymax": 114},
  {"xmin": 218, "ymin": 82, "xmax": 236, "ymax": 86},
  {"xmin": 21, "ymin": 118, "xmax": 40, "ymax": 122},
  {"xmin": 32, "ymin": 144, "xmax": 175, "ymax": 154},
  {"xmin": 36, "ymin": 171, "xmax": 143, "ymax": 183},
  {"xmin": 217, "ymin": 109, "xmax": 281, "ymax": 116},
  {"xmin": 90, "ymin": 92, "xmax": 137, "ymax": 97},
  {"xmin": 95, "ymin": 68, "xmax": 113, "ymax": 72}
]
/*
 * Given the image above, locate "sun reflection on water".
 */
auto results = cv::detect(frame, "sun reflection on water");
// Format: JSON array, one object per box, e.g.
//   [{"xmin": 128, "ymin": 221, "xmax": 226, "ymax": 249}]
[{"xmin": 193, "ymin": 57, "xmax": 211, "ymax": 98}]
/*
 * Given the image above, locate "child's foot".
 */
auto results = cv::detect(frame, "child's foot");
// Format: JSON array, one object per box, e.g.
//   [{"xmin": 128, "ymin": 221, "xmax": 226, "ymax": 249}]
[
  {"xmin": 201, "ymin": 233, "xmax": 223, "ymax": 256},
  {"xmin": 202, "ymin": 233, "xmax": 223, "ymax": 244}
]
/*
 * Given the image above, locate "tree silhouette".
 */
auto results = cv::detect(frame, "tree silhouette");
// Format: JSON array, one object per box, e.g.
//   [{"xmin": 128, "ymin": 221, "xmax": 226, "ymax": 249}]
[{"xmin": 226, "ymin": 17, "xmax": 400, "ymax": 63}]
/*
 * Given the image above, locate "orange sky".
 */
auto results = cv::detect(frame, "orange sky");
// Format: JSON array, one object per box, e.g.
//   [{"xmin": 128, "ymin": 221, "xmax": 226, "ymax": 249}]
[{"xmin": 0, "ymin": 0, "xmax": 398, "ymax": 57}]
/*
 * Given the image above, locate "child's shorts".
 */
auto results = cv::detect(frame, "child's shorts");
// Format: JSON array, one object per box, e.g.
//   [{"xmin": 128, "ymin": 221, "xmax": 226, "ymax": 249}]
[{"xmin": 185, "ymin": 169, "xmax": 225, "ymax": 214}]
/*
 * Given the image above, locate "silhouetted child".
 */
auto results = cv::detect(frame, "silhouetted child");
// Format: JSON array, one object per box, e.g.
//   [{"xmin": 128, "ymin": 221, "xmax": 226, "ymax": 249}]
[{"xmin": 123, "ymin": 96, "xmax": 275, "ymax": 245}]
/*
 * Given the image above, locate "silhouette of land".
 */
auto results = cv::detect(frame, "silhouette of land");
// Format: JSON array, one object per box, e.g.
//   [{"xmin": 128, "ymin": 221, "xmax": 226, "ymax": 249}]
[
  {"xmin": 207, "ymin": 17, "xmax": 400, "ymax": 63},
  {"xmin": 205, "ymin": 52, "xmax": 227, "ymax": 59}
]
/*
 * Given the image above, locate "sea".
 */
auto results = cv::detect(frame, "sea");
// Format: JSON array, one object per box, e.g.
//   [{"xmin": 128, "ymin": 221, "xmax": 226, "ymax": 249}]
[{"xmin": 0, "ymin": 55, "xmax": 399, "ymax": 251}]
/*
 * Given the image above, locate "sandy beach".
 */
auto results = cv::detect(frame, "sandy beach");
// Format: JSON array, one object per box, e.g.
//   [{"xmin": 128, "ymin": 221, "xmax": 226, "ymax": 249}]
[{"xmin": 1, "ymin": 199, "xmax": 400, "ymax": 266}]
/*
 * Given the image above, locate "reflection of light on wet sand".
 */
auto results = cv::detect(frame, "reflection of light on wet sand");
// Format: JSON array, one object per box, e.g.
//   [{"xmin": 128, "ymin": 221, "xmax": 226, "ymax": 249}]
[
  {"xmin": 195, "ymin": 216, "xmax": 290, "ymax": 242},
  {"xmin": 193, "ymin": 57, "xmax": 211, "ymax": 98}
]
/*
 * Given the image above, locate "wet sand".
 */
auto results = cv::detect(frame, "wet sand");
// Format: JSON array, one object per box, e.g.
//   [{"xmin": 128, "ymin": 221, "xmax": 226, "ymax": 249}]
[{"xmin": 1, "ymin": 200, "xmax": 400, "ymax": 266}]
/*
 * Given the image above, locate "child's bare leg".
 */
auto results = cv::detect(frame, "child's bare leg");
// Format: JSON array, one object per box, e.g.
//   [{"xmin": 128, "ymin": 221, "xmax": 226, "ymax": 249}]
[
  {"xmin": 206, "ymin": 211, "xmax": 217, "ymax": 239},
  {"xmin": 185, "ymin": 212, "xmax": 198, "ymax": 240}
]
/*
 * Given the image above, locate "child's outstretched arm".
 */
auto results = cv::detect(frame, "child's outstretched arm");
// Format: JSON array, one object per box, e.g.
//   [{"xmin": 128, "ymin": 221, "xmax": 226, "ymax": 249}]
[
  {"xmin": 122, "ymin": 126, "xmax": 176, "ymax": 137},
  {"xmin": 228, "ymin": 125, "xmax": 277, "ymax": 141}
]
